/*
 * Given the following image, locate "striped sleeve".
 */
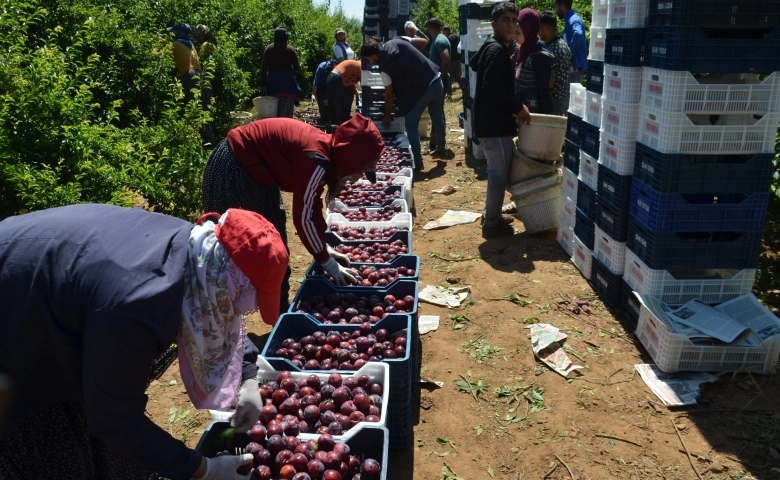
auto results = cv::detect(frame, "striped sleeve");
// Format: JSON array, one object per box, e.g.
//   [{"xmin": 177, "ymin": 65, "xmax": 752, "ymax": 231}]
[{"xmin": 293, "ymin": 164, "xmax": 330, "ymax": 263}]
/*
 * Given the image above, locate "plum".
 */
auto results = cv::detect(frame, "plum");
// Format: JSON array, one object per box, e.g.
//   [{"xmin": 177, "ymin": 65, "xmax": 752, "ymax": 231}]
[{"xmin": 360, "ymin": 458, "xmax": 382, "ymax": 479}]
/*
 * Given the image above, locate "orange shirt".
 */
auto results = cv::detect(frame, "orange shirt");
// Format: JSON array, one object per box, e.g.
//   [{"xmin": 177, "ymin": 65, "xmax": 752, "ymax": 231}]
[{"xmin": 334, "ymin": 60, "xmax": 361, "ymax": 87}]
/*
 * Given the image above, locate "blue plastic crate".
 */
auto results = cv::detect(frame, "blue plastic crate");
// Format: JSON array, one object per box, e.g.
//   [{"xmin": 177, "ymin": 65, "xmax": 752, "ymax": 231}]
[
  {"xmin": 591, "ymin": 255, "xmax": 623, "ymax": 308},
  {"xmin": 306, "ymin": 254, "xmax": 420, "ymax": 283},
  {"xmin": 632, "ymin": 142, "xmax": 775, "ymax": 194},
  {"xmin": 459, "ymin": 111, "xmax": 464, "ymax": 128},
  {"xmin": 626, "ymin": 215, "xmax": 762, "ymax": 270},
  {"xmin": 566, "ymin": 113, "xmax": 583, "ymax": 146},
  {"xmin": 325, "ymin": 230, "xmax": 412, "ymax": 252},
  {"xmin": 644, "ymin": 26, "xmax": 780, "ymax": 72},
  {"xmin": 604, "ymin": 28, "xmax": 645, "ymax": 67},
  {"xmin": 620, "ymin": 280, "xmax": 640, "ymax": 331},
  {"xmin": 579, "ymin": 121, "xmax": 601, "ymax": 158},
  {"xmin": 629, "ymin": 178, "xmax": 770, "ymax": 232},
  {"xmin": 576, "ymin": 180, "xmax": 598, "ymax": 219},
  {"xmin": 563, "ymin": 139, "xmax": 580, "ymax": 174},
  {"xmin": 597, "ymin": 163, "xmax": 633, "ymax": 207},
  {"xmin": 291, "ymin": 278, "xmax": 419, "ymax": 321},
  {"xmin": 574, "ymin": 207, "xmax": 596, "ymax": 250},
  {"xmin": 586, "ymin": 60, "xmax": 604, "ymax": 94},
  {"xmin": 648, "ymin": 0, "xmax": 780, "ymax": 28},
  {"xmin": 596, "ymin": 194, "xmax": 630, "ymax": 242},
  {"xmin": 387, "ymin": 391, "xmax": 413, "ymax": 449}
]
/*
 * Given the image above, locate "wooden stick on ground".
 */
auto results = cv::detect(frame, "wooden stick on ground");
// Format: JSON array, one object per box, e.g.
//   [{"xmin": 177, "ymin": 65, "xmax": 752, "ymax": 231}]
[
  {"xmin": 594, "ymin": 433, "xmax": 643, "ymax": 448},
  {"xmin": 554, "ymin": 453, "xmax": 576, "ymax": 480},
  {"xmin": 672, "ymin": 418, "xmax": 703, "ymax": 480},
  {"xmin": 542, "ymin": 460, "xmax": 558, "ymax": 479}
]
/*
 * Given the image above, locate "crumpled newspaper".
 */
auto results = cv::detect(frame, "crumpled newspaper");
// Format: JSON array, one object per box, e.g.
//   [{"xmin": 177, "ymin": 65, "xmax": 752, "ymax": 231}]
[
  {"xmin": 526, "ymin": 324, "xmax": 583, "ymax": 377},
  {"xmin": 423, "ymin": 210, "xmax": 482, "ymax": 230},
  {"xmin": 419, "ymin": 285, "xmax": 470, "ymax": 308},
  {"xmin": 418, "ymin": 315, "xmax": 440, "ymax": 334}
]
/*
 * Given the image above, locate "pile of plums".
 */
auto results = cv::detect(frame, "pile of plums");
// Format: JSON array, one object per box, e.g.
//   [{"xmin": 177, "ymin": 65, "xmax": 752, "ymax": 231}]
[
  {"xmin": 329, "ymin": 240, "xmax": 408, "ymax": 263},
  {"xmin": 342, "ymin": 182, "xmax": 391, "ymax": 191},
  {"xmin": 250, "ymin": 371, "xmax": 382, "ymax": 438},
  {"xmin": 374, "ymin": 165, "xmax": 403, "ymax": 174},
  {"xmin": 220, "ymin": 432, "xmax": 382, "ymax": 479},
  {"xmin": 337, "ymin": 189, "xmax": 400, "ymax": 207},
  {"xmin": 316, "ymin": 266, "xmax": 416, "ymax": 287},
  {"xmin": 272, "ymin": 324, "xmax": 408, "ymax": 370},
  {"xmin": 378, "ymin": 146, "xmax": 409, "ymax": 165},
  {"xmin": 295, "ymin": 292, "xmax": 416, "ymax": 323},
  {"xmin": 328, "ymin": 225, "xmax": 407, "ymax": 241},
  {"xmin": 333, "ymin": 205, "xmax": 402, "ymax": 222}
]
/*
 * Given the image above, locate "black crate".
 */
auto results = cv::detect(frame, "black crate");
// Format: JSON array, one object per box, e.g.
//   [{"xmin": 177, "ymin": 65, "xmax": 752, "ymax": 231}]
[
  {"xmin": 576, "ymin": 180, "xmax": 598, "ymax": 219},
  {"xmin": 633, "ymin": 142, "xmax": 775, "ymax": 194},
  {"xmin": 563, "ymin": 139, "xmax": 580, "ymax": 174},
  {"xmin": 596, "ymin": 195, "xmax": 630, "ymax": 242},
  {"xmin": 586, "ymin": 60, "xmax": 604, "ymax": 94},
  {"xmin": 566, "ymin": 113, "xmax": 583, "ymax": 145},
  {"xmin": 620, "ymin": 280, "xmax": 640, "ymax": 331},
  {"xmin": 574, "ymin": 207, "xmax": 596, "ymax": 250},
  {"xmin": 604, "ymin": 28, "xmax": 645, "ymax": 67},
  {"xmin": 597, "ymin": 163, "xmax": 633, "ymax": 207},
  {"xmin": 579, "ymin": 121, "xmax": 600, "ymax": 159},
  {"xmin": 459, "ymin": 3, "xmax": 494, "ymax": 20},
  {"xmin": 644, "ymin": 25, "xmax": 780, "ymax": 73},
  {"xmin": 625, "ymin": 215, "xmax": 763, "ymax": 270},
  {"xmin": 648, "ymin": 0, "xmax": 780, "ymax": 28},
  {"xmin": 591, "ymin": 255, "xmax": 623, "ymax": 308}
]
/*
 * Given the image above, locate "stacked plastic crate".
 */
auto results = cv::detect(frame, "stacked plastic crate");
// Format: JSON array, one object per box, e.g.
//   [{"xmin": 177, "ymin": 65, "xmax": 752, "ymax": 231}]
[
  {"xmin": 360, "ymin": 67, "xmax": 405, "ymax": 134},
  {"xmin": 364, "ymin": 0, "xmax": 380, "ymax": 39},
  {"xmin": 618, "ymin": 0, "xmax": 780, "ymax": 327}
]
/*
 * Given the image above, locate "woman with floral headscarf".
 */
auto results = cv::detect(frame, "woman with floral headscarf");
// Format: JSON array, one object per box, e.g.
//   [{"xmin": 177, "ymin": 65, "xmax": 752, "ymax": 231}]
[
  {"xmin": 261, "ymin": 27, "xmax": 302, "ymax": 117},
  {"xmin": 0, "ymin": 204, "xmax": 289, "ymax": 480},
  {"xmin": 512, "ymin": 9, "xmax": 554, "ymax": 114},
  {"xmin": 201, "ymin": 113, "xmax": 385, "ymax": 307}
]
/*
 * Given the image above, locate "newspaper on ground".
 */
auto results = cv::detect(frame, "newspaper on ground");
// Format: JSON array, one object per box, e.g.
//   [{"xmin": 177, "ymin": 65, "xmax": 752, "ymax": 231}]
[
  {"xmin": 418, "ymin": 315, "xmax": 440, "ymax": 334},
  {"xmin": 526, "ymin": 324, "xmax": 583, "ymax": 377},
  {"xmin": 635, "ymin": 364, "xmax": 719, "ymax": 406},
  {"xmin": 422, "ymin": 210, "xmax": 482, "ymax": 230},
  {"xmin": 419, "ymin": 285, "xmax": 471, "ymax": 308},
  {"xmin": 634, "ymin": 293, "xmax": 780, "ymax": 346}
]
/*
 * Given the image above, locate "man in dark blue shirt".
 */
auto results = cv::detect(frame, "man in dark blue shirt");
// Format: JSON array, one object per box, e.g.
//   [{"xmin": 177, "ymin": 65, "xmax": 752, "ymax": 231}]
[
  {"xmin": 312, "ymin": 59, "xmax": 335, "ymax": 124},
  {"xmin": 555, "ymin": 0, "xmax": 588, "ymax": 84}
]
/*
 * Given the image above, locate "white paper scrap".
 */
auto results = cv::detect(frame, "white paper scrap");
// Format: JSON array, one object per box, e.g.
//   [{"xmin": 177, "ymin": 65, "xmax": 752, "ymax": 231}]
[
  {"xmin": 419, "ymin": 285, "xmax": 470, "ymax": 308},
  {"xmin": 422, "ymin": 210, "xmax": 482, "ymax": 230},
  {"xmin": 418, "ymin": 315, "xmax": 440, "ymax": 334},
  {"xmin": 635, "ymin": 364, "xmax": 719, "ymax": 406}
]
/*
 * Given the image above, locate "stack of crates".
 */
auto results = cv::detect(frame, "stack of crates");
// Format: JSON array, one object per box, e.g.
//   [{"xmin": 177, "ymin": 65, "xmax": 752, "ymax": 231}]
[
  {"xmin": 364, "ymin": 0, "xmax": 380, "ymax": 39},
  {"xmin": 359, "ymin": 67, "xmax": 405, "ymax": 133}
]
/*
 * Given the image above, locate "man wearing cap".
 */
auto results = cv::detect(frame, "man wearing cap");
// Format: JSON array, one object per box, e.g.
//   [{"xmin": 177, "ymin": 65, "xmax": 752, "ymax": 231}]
[
  {"xmin": 333, "ymin": 27, "xmax": 356, "ymax": 62},
  {"xmin": 168, "ymin": 22, "xmax": 215, "ymax": 149},
  {"xmin": 0, "ymin": 204, "xmax": 289, "ymax": 479},
  {"xmin": 201, "ymin": 113, "xmax": 385, "ymax": 311},
  {"xmin": 403, "ymin": 21, "xmax": 430, "ymax": 51},
  {"xmin": 425, "ymin": 18, "xmax": 451, "ymax": 156}
]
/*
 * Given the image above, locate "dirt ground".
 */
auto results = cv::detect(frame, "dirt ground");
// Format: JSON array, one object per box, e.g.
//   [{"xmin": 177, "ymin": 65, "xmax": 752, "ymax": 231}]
[{"xmin": 146, "ymin": 89, "xmax": 780, "ymax": 479}]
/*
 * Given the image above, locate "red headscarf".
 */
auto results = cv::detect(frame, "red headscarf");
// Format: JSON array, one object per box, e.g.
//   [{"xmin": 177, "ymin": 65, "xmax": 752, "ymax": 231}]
[{"xmin": 516, "ymin": 8, "xmax": 541, "ymax": 65}]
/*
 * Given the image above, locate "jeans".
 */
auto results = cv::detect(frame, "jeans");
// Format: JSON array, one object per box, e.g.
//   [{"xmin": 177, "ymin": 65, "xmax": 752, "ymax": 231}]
[
  {"xmin": 405, "ymin": 79, "xmax": 445, "ymax": 166},
  {"xmin": 429, "ymin": 75, "xmax": 448, "ymax": 148},
  {"xmin": 480, "ymin": 136, "xmax": 514, "ymax": 228},
  {"xmin": 552, "ymin": 96, "xmax": 569, "ymax": 116}
]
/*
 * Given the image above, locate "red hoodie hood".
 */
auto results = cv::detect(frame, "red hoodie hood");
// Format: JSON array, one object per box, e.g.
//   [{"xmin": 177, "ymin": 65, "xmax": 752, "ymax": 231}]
[{"xmin": 330, "ymin": 113, "xmax": 385, "ymax": 178}]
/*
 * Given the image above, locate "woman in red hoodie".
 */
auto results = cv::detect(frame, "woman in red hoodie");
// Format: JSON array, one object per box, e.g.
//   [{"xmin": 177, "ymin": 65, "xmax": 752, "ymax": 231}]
[{"xmin": 201, "ymin": 113, "xmax": 385, "ymax": 312}]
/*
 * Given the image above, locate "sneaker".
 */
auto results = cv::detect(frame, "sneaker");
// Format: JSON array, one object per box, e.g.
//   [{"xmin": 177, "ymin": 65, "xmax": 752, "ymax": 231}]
[
  {"xmin": 482, "ymin": 223, "xmax": 515, "ymax": 238},
  {"xmin": 502, "ymin": 202, "xmax": 517, "ymax": 214}
]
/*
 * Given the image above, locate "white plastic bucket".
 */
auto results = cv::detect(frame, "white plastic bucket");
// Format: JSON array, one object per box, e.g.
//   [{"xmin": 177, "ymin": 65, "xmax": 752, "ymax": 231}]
[
  {"xmin": 516, "ymin": 114, "xmax": 567, "ymax": 161},
  {"xmin": 252, "ymin": 96, "xmax": 278, "ymax": 119}
]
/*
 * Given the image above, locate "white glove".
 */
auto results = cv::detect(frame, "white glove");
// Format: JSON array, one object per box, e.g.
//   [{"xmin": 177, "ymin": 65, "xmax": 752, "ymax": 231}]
[
  {"xmin": 321, "ymin": 257, "xmax": 358, "ymax": 286},
  {"xmin": 197, "ymin": 454, "xmax": 253, "ymax": 480},
  {"xmin": 310, "ymin": 94, "xmax": 316, "ymax": 103},
  {"xmin": 327, "ymin": 245, "xmax": 351, "ymax": 267},
  {"xmin": 231, "ymin": 379, "xmax": 262, "ymax": 433}
]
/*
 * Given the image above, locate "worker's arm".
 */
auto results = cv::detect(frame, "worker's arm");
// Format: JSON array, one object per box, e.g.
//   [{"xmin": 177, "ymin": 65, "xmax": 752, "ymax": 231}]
[{"xmin": 439, "ymin": 47, "xmax": 451, "ymax": 79}]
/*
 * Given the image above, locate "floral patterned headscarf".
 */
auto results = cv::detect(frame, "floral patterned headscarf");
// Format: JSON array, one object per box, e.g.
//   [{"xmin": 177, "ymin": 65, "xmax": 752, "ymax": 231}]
[{"xmin": 177, "ymin": 216, "xmax": 255, "ymax": 410}]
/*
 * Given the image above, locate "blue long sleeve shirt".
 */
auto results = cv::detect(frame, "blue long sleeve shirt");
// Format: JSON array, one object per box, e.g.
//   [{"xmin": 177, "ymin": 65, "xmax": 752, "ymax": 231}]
[
  {"xmin": 313, "ymin": 61, "xmax": 329, "ymax": 87},
  {"xmin": 0, "ymin": 204, "xmax": 259, "ymax": 480},
  {"xmin": 563, "ymin": 9, "xmax": 588, "ymax": 72}
]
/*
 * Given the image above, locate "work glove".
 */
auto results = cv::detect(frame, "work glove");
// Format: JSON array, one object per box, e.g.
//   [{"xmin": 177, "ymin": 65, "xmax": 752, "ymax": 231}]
[
  {"xmin": 321, "ymin": 257, "xmax": 358, "ymax": 286},
  {"xmin": 327, "ymin": 245, "xmax": 351, "ymax": 267},
  {"xmin": 196, "ymin": 454, "xmax": 253, "ymax": 480},
  {"xmin": 230, "ymin": 379, "xmax": 262, "ymax": 433},
  {"xmin": 310, "ymin": 94, "xmax": 316, "ymax": 103}
]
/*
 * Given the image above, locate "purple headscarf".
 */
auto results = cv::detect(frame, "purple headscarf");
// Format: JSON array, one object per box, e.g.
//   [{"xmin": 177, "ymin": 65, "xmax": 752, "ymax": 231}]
[{"xmin": 516, "ymin": 8, "xmax": 541, "ymax": 64}]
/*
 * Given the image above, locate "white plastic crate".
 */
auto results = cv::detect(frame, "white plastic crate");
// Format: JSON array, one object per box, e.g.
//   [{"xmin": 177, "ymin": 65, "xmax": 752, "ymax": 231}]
[
  {"xmin": 603, "ymin": 64, "xmax": 643, "ymax": 104},
  {"xmin": 598, "ymin": 130, "xmax": 636, "ymax": 176},
  {"xmin": 373, "ymin": 116, "xmax": 406, "ymax": 134},
  {"xmin": 585, "ymin": 90, "xmax": 603, "ymax": 127},
  {"xmin": 329, "ymin": 198, "xmax": 409, "ymax": 215},
  {"xmin": 389, "ymin": 29, "xmax": 398, "ymax": 39},
  {"xmin": 365, "ymin": 12, "xmax": 380, "ymax": 19},
  {"xmin": 472, "ymin": 139, "xmax": 486, "ymax": 160},
  {"xmin": 326, "ymin": 211, "xmax": 414, "ymax": 231},
  {"xmin": 376, "ymin": 167, "xmax": 414, "ymax": 182},
  {"xmin": 557, "ymin": 223, "xmax": 575, "ymax": 257},
  {"xmin": 637, "ymin": 104, "xmax": 780, "ymax": 154},
  {"xmin": 601, "ymin": 98, "xmax": 640, "ymax": 140},
  {"xmin": 463, "ymin": 20, "xmax": 492, "ymax": 51},
  {"xmin": 397, "ymin": 0, "xmax": 410, "ymax": 15},
  {"xmin": 592, "ymin": 0, "xmax": 609, "ymax": 27},
  {"xmin": 469, "ymin": 68, "xmax": 477, "ymax": 99},
  {"xmin": 569, "ymin": 82, "xmax": 587, "ymax": 117},
  {"xmin": 594, "ymin": 225, "xmax": 627, "ymax": 275},
  {"xmin": 622, "ymin": 248, "xmax": 756, "ymax": 305},
  {"xmin": 210, "ymin": 357, "xmax": 390, "ymax": 439},
  {"xmin": 641, "ymin": 69, "xmax": 780, "ymax": 115},
  {"xmin": 588, "ymin": 27, "xmax": 606, "ymax": 61},
  {"xmin": 607, "ymin": 0, "xmax": 649, "ymax": 28},
  {"xmin": 577, "ymin": 150, "xmax": 599, "ymax": 191},
  {"xmin": 458, "ymin": 0, "xmax": 504, "ymax": 5},
  {"xmin": 562, "ymin": 166, "xmax": 579, "ymax": 202},
  {"xmin": 559, "ymin": 193, "xmax": 576, "ymax": 228},
  {"xmin": 636, "ymin": 301, "xmax": 780, "ymax": 374},
  {"xmin": 361, "ymin": 70, "xmax": 384, "ymax": 87},
  {"xmin": 572, "ymin": 233, "xmax": 594, "ymax": 280}
]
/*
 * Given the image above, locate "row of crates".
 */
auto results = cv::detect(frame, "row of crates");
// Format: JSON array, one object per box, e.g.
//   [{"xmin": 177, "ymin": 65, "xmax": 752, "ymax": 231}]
[{"xmin": 591, "ymin": 0, "xmax": 780, "ymax": 29}]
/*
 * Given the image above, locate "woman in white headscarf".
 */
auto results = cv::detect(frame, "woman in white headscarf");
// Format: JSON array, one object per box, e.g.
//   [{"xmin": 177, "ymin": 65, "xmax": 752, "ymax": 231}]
[{"xmin": 0, "ymin": 204, "xmax": 289, "ymax": 480}]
